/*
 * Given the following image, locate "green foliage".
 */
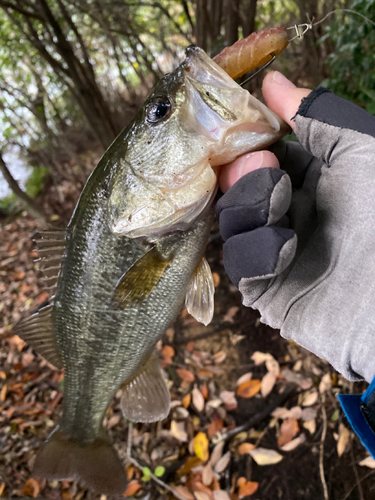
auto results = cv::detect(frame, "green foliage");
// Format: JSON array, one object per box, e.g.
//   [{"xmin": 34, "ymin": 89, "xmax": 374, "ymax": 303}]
[
  {"xmin": 320, "ymin": 0, "xmax": 375, "ymax": 114},
  {"xmin": 141, "ymin": 466, "xmax": 152, "ymax": 482},
  {"xmin": 25, "ymin": 166, "xmax": 49, "ymax": 199},
  {"xmin": 154, "ymin": 465, "xmax": 166, "ymax": 477}
]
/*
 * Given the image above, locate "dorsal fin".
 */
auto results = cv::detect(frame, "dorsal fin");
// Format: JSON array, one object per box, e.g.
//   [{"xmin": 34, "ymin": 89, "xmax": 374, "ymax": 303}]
[
  {"xmin": 185, "ymin": 256, "xmax": 215, "ymax": 326},
  {"xmin": 14, "ymin": 304, "xmax": 63, "ymax": 369},
  {"xmin": 34, "ymin": 228, "xmax": 66, "ymax": 297},
  {"xmin": 112, "ymin": 247, "xmax": 173, "ymax": 309}
]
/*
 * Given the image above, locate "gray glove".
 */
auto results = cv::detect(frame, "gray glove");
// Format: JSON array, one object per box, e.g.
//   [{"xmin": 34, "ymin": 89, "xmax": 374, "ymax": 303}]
[{"xmin": 217, "ymin": 88, "xmax": 375, "ymax": 382}]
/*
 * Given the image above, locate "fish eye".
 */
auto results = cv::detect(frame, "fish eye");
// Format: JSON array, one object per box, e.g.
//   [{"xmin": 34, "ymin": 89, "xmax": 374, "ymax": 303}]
[{"xmin": 146, "ymin": 96, "xmax": 172, "ymax": 123}]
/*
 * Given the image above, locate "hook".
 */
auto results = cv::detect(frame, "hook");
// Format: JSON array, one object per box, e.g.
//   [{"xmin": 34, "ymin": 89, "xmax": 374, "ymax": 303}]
[{"xmin": 240, "ymin": 53, "xmax": 276, "ymax": 87}]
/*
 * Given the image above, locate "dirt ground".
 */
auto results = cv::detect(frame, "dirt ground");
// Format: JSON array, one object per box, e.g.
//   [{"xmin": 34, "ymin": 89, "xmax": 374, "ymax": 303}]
[{"xmin": 1, "ymin": 182, "xmax": 375, "ymax": 500}]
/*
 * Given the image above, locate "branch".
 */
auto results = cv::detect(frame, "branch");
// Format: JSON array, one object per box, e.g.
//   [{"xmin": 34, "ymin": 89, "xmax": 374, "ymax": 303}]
[{"xmin": 0, "ymin": 0, "xmax": 44, "ymax": 20}]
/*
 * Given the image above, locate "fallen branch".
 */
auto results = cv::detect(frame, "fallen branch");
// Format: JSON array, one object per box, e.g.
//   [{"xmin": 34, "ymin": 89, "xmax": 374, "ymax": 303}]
[
  {"xmin": 319, "ymin": 393, "xmax": 329, "ymax": 500},
  {"xmin": 215, "ymin": 384, "xmax": 296, "ymax": 444}
]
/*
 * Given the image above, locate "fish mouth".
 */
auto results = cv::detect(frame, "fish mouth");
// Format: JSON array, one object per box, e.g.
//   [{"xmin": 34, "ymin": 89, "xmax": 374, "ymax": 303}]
[{"xmin": 181, "ymin": 45, "xmax": 284, "ymax": 166}]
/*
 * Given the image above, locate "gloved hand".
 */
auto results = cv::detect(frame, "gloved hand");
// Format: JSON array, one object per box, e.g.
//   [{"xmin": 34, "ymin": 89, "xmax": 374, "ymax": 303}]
[{"xmin": 217, "ymin": 71, "xmax": 375, "ymax": 383}]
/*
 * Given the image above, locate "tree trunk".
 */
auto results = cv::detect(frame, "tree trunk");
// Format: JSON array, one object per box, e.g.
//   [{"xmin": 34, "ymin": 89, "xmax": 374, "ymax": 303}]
[
  {"xmin": 241, "ymin": 0, "xmax": 257, "ymax": 37},
  {"xmin": 225, "ymin": 0, "xmax": 240, "ymax": 46},
  {"xmin": 0, "ymin": 153, "xmax": 47, "ymax": 225}
]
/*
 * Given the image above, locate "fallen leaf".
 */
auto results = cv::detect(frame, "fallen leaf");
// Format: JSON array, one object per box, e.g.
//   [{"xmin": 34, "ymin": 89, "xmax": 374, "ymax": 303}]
[
  {"xmin": 277, "ymin": 418, "xmax": 299, "ymax": 447},
  {"xmin": 251, "ymin": 351, "xmax": 274, "ymax": 365},
  {"xmin": 0, "ymin": 483, "xmax": 5, "ymax": 496},
  {"xmin": 359, "ymin": 456, "xmax": 375, "ymax": 468},
  {"xmin": 208, "ymin": 419, "xmax": 224, "ymax": 438},
  {"xmin": 301, "ymin": 390, "xmax": 318, "ymax": 407},
  {"xmin": 280, "ymin": 433, "xmax": 306, "ymax": 451},
  {"xmin": 61, "ymin": 490, "xmax": 73, "ymax": 500},
  {"xmin": 238, "ymin": 481, "xmax": 259, "ymax": 498},
  {"xmin": 177, "ymin": 456, "xmax": 203, "ymax": 476},
  {"xmin": 319, "ymin": 372, "xmax": 332, "ymax": 393},
  {"xmin": 223, "ymin": 306, "xmax": 239, "ymax": 323},
  {"xmin": 0, "ymin": 384, "xmax": 7, "ymax": 402},
  {"xmin": 171, "ymin": 420, "xmax": 188, "ymax": 442},
  {"xmin": 212, "ymin": 272, "xmax": 221, "ymax": 287},
  {"xmin": 301, "ymin": 407, "xmax": 317, "ymax": 421},
  {"xmin": 206, "ymin": 398, "xmax": 223, "ymax": 410},
  {"xmin": 192, "ymin": 387, "xmax": 205, "ymax": 412},
  {"xmin": 213, "ymin": 351, "xmax": 226, "ymax": 364},
  {"xmin": 261, "ymin": 372, "xmax": 276, "ymax": 397},
  {"xmin": 238, "ymin": 442, "xmax": 256, "ymax": 455},
  {"xmin": 22, "ymin": 478, "xmax": 40, "ymax": 498},
  {"xmin": 202, "ymin": 462, "xmax": 214, "ymax": 486},
  {"xmin": 162, "ymin": 345, "xmax": 175, "ymax": 363},
  {"xmin": 214, "ymin": 451, "xmax": 231, "ymax": 473},
  {"xmin": 236, "ymin": 372, "xmax": 252, "ymax": 386},
  {"xmin": 249, "ymin": 447, "xmax": 283, "ymax": 465},
  {"xmin": 124, "ymin": 480, "xmax": 142, "ymax": 496},
  {"xmin": 219, "ymin": 391, "xmax": 237, "ymax": 410},
  {"xmin": 174, "ymin": 485, "xmax": 195, "ymax": 500},
  {"xmin": 236, "ymin": 380, "xmax": 261, "ymax": 399},
  {"xmin": 194, "ymin": 432, "xmax": 209, "ymax": 461},
  {"xmin": 337, "ymin": 423, "xmax": 351, "ymax": 457},
  {"xmin": 303, "ymin": 420, "xmax": 316, "ymax": 434},
  {"xmin": 182, "ymin": 393, "xmax": 191, "ymax": 408},
  {"xmin": 194, "ymin": 492, "xmax": 210, "ymax": 500},
  {"xmin": 177, "ymin": 369, "xmax": 195, "ymax": 382},
  {"xmin": 213, "ymin": 491, "xmax": 231, "ymax": 500},
  {"xmin": 266, "ymin": 358, "xmax": 280, "ymax": 376},
  {"xmin": 209, "ymin": 441, "xmax": 225, "ymax": 467}
]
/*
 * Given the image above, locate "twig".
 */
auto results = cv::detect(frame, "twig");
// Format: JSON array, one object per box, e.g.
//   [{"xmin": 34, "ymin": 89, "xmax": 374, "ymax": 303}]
[
  {"xmin": 350, "ymin": 441, "xmax": 364, "ymax": 500},
  {"xmin": 342, "ymin": 469, "xmax": 375, "ymax": 500},
  {"xmin": 319, "ymin": 393, "xmax": 329, "ymax": 500},
  {"xmin": 126, "ymin": 423, "xmax": 187, "ymax": 500},
  {"xmin": 214, "ymin": 384, "xmax": 296, "ymax": 444}
]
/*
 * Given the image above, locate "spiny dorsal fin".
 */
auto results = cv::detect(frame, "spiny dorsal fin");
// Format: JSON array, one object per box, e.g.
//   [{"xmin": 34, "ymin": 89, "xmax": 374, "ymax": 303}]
[
  {"xmin": 185, "ymin": 256, "xmax": 215, "ymax": 326},
  {"xmin": 120, "ymin": 352, "xmax": 170, "ymax": 422},
  {"xmin": 14, "ymin": 304, "xmax": 63, "ymax": 369},
  {"xmin": 112, "ymin": 247, "xmax": 173, "ymax": 308},
  {"xmin": 35, "ymin": 228, "xmax": 66, "ymax": 296}
]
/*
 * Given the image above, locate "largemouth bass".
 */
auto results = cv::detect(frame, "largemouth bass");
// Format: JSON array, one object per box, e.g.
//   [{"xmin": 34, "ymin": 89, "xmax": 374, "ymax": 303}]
[{"xmin": 16, "ymin": 45, "xmax": 287, "ymax": 495}]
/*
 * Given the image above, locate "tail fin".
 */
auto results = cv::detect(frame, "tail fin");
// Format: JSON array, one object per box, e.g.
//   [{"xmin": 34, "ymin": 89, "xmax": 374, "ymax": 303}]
[{"xmin": 33, "ymin": 427, "xmax": 127, "ymax": 495}]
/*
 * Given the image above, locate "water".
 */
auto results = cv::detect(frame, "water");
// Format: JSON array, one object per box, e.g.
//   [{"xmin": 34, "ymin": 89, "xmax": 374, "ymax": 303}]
[{"xmin": 0, "ymin": 148, "xmax": 31, "ymax": 199}]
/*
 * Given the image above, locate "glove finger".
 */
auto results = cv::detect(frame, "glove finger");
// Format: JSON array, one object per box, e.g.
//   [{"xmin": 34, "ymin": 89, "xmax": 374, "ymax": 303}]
[
  {"xmin": 269, "ymin": 140, "xmax": 320, "ymax": 190},
  {"xmin": 223, "ymin": 226, "xmax": 297, "ymax": 289},
  {"xmin": 217, "ymin": 168, "xmax": 291, "ymax": 242}
]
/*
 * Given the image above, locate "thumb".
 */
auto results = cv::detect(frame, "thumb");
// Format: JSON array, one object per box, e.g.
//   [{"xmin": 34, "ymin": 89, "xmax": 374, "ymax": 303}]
[{"xmin": 262, "ymin": 71, "xmax": 311, "ymax": 131}]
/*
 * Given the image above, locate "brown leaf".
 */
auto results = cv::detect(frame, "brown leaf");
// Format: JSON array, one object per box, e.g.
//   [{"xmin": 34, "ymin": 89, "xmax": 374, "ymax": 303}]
[
  {"xmin": 210, "ymin": 441, "xmax": 225, "ymax": 467},
  {"xmin": 236, "ymin": 380, "xmax": 261, "ymax": 399},
  {"xmin": 0, "ymin": 483, "xmax": 5, "ymax": 496},
  {"xmin": 197, "ymin": 368, "xmax": 214, "ymax": 379},
  {"xmin": 213, "ymin": 491, "xmax": 231, "ymax": 500},
  {"xmin": 162, "ymin": 345, "xmax": 175, "ymax": 363},
  {"xmin": 201, "ymin": 383, "xmax": 208, "ymax": 399},
  {"xmin": 214, "ymin": 451, "xmax": 231, "ymax": 473},
  {"xmin": 208, "ymin": 419, "xmax": 224, "ymax": 438},
  {"xmin": 194, "ymin": 432, "xmax": 209, "ymax": 461},
  {"xmin": 277, "ymin": 418, "xmax": 299, "ymax": 447},
  {"xmin": 219, "ymin": 390, "xmax": 237, "ymax": 410},
  {"xmin": 194, "ymin": 492, "xmax": 211, "ymax": 500},
  {"xmin": 177, "ymin": 456, "xmax": 203, "ymax": 476},
  {"xmin": 177, "ymin": 368, "xmax": 195, "ymax": 382},
  {"xmin": 261, "ymin": 372, "xmax": 276, "ymax": 397},
  {"xmin": 61, "ymin": 491, "xmax": 73, "ymax": 500},
  {"xmin": 238, "ymin": 442, "xmax": 256, "ymax": 455},
  {"xmin": 22, "ymin": 478, "xmax": 40, "ymax": 498},
  {"xmin": 223, "ymin": 306, "xmax": 239, "ymax": 323},
  {"xmin": 280, "ymin": 434, "xmax": 306, "ymax": 451},
  {"xmin": 36, "ymin": 290, "xmax": 50, "ymax": 304},
  {"xmin": 236, "ymin": 372, "xmax": 252, "ymax": 386},
  {"xmin": 202, "ymin": 462, "xmax": 214, "ymax": 486},
  {"xmin": 213, "ymin": 351, "xmax": 226, "ymax": 364},
  {"xmin": 0, "ymin": 384, "xmax": 7, "ymax": 402},
  {"xmin": 212, "ymin": 272, "xmax": 221, "ymax": 287},
  {"xmin": 124, "ymin": 480, "xmax": 142, "ymax": 497},
  {"xmin": 238, "ymin": 481, "xmax": 259, "ymax": 498}
]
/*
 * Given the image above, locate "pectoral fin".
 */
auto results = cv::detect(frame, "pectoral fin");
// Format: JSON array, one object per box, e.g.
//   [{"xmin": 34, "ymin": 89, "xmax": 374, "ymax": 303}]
[
  {"xmin": 14, "ymin": 304, "xmax": 63, "ymax": 369},
  {"xmin": 112, "ymin": 247, "xmax": 173, "ymax": 308},
  {"xmin": 185, "ymin": 256, "xmax": 215, "ymax": 326},
  {"xmin": 120, "ymin": 352, "xmax": 170, "ymax": 423}
]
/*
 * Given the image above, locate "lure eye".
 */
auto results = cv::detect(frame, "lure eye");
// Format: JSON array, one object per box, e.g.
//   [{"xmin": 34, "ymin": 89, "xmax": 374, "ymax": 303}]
[{"xmin": 146, "ymin": 96, "xmax": 172, "ymax": 123}]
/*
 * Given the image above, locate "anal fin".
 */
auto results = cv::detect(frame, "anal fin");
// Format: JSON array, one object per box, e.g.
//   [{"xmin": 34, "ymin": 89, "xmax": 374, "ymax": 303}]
[
  {"xmin": 185, "ymin": 256, "xmax": 215, "ymax": 326},
  {"xmin": 112, "ymin": 246, "xmax": 173, "ymax": 308},
  {"xmin": 120, "ymin": 352, "xmax": 170, "ymax": 423},
  {"xmin": 14, "ymin": 304, "xmax": 63, "ymax": 369}
]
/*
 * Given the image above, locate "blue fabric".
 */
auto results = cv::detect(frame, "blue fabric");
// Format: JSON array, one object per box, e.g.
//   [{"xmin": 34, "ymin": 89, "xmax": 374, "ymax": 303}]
[{"xmin": 338, "ymin": 376, "xmax": 375, "ymax": 459}]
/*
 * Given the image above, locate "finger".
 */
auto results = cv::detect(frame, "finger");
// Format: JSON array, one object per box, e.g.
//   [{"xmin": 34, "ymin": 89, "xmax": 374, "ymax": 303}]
[
  {"xmin": 262, "ymin": 71, "xmax": 311, "ymax": 130},
  {"xmin": 217, "ymin": 168, "xmax": 292, "ymax": 241},
  {"xmin": 219, "ymin": 150, "xmax": 279, "ymax": 193},
  {"xmin": 223, "ymin": 226, "xmax": 297, "ymax": 288}
]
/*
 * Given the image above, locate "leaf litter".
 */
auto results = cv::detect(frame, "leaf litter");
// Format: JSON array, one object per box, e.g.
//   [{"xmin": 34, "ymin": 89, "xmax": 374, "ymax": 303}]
[{"xmin": 0, "ymin": 203, "xmax": 372, "ymax": 499}]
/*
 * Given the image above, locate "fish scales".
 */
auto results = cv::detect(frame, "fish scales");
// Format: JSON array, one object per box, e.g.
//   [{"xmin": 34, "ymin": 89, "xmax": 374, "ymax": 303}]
[{"xmin": 16, "ymin": 44, "xmax": 288, "ymax": 495}]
